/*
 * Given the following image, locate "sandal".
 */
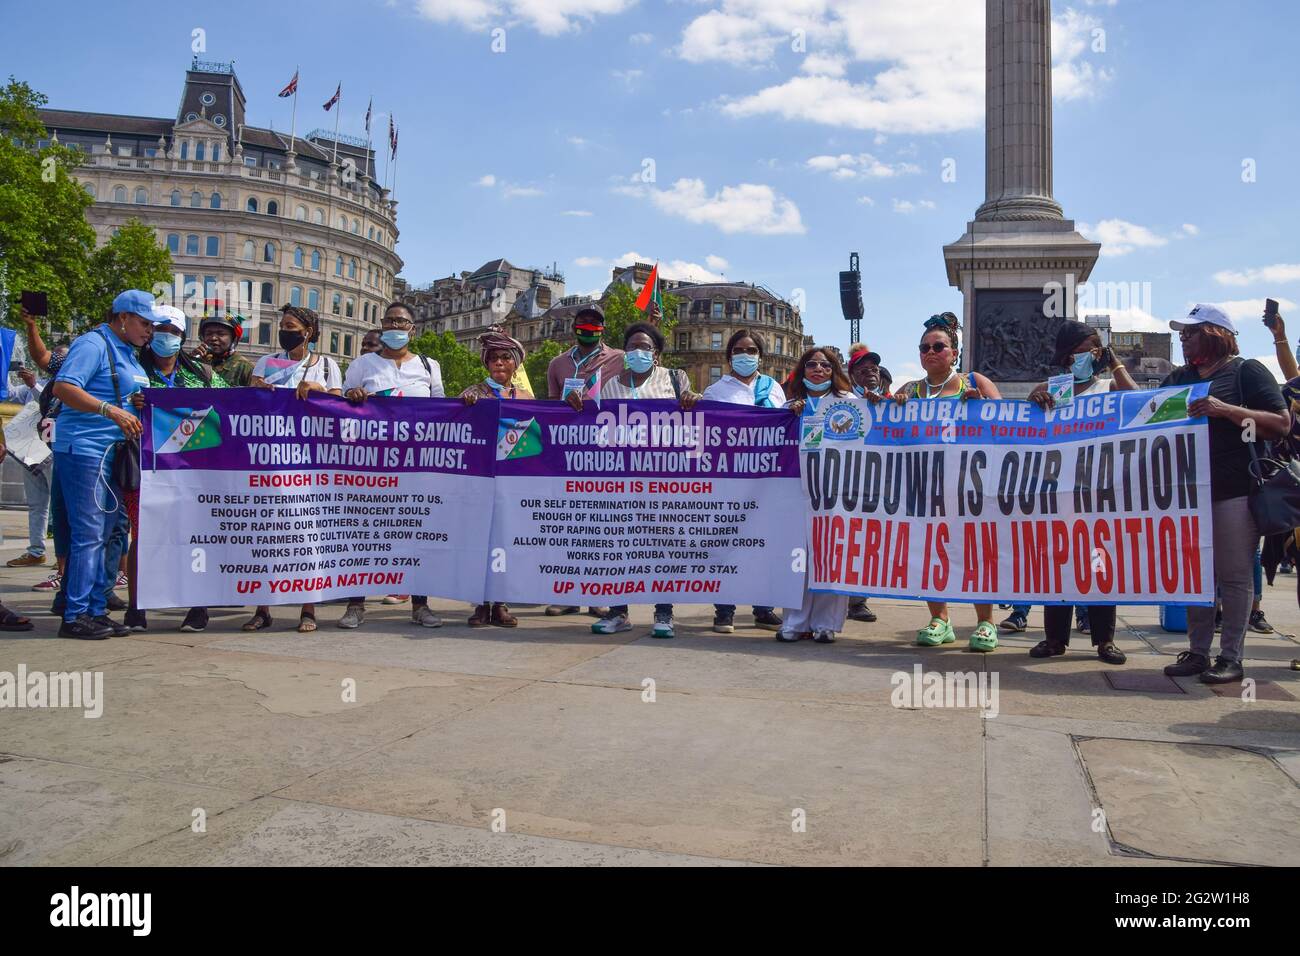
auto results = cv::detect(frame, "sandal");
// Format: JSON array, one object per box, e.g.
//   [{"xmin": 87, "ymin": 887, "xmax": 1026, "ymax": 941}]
[
  {"xmin": 0, "ymin": 609, "xmax": 34, "ymax": 631},
  {"xmin": 969, "ymin": 620, "xmax": 999, "ymax": 653},
  {"xmin": 242, "ymin": 609, "xmax": 273, "ymax": 632},
  {"xmin": 297, "ymin": 611, "xmax": 318, "ymax": 633}
]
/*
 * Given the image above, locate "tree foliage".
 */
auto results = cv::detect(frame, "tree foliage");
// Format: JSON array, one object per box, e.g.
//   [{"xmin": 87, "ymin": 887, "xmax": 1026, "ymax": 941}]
[
  {"xmin": 600, "ymin": 282, "xmax": 679, "ymax": 354},
  {"xmin": 523, "ymin": 339, "xmax": 563, "ymax": 398},
  {"xmin": 86, "ymin": 218, "xmax": 173, "ymax": 323},
  {"xmin": 409, "ymin": 329, "xmax": 483, "ymax": 397}
]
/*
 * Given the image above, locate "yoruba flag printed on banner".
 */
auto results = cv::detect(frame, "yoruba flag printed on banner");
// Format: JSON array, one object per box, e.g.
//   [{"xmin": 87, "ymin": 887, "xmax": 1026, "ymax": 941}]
[
  {"xmin": 1122, "ymin": 387, "xmax": 1191, "ymax": 428},
  {"xmin": 496, "ymin": 417, "xmax": 542, "ymax": 460},
  {"xmin": 153, "ymin": 407, "xmax": 222, "ymax": 454}
]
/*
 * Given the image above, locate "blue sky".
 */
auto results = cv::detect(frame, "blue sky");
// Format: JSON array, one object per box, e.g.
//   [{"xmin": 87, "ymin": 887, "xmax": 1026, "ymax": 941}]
[{"xmin": 5, "ymin": 0, "xmax": 1299, "ymax": 382}]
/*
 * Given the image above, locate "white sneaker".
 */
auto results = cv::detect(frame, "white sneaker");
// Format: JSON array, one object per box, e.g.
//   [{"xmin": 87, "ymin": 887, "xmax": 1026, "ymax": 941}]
[
  {"xmin": 775, "ymin": 628, "xmax": 800, "ymax": 643},
  {"xmin": 338, "ymin": 605, "xmax": 365, "ymax": 629},
  {"xmin": 412, "ymin": 606, "xmax": 442, "ymax": 628},
  {"xmin": 591, "ymin": 614, "xmax": 631, "ymax": 634},
  {"xmin": 812, "ymin": 628, "xmax": 836, "ymax": 644}
]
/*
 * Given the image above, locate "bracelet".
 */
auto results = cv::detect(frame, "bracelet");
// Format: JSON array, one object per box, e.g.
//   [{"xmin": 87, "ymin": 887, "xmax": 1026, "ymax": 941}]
[
  {"xmin": 1275, "ymin": 339, "xmax": 1287, "ymax": 346},
  {"xmin": 98, "ymin": 401, "xmax": 111, "ymax": 417}
]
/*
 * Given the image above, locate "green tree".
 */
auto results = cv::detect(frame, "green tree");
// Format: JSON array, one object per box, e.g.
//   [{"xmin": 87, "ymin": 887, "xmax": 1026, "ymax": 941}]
[
  {"xmin": 0, "ymin": 77, "xmax": 96, "ymax": 330},
  {"xmin": 524, "ymin": 339, "xmax": 563, "ymax": 397},
  {"xmin": 600, "ymin": 282, "xmax": 680, "ymax": 355},
  {"xmin": 410, "ymin": 329, "xmax": 483, "ymax": 396},
  {"xmin": 85, "ymin": 218, "xmax": 173, "ymax": 322}
]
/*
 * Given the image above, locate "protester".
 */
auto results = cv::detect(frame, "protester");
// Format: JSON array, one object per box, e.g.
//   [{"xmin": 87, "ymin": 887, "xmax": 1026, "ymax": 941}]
[
  {"xmin": 6, "ymin": 364, "xmax": 53, "ymax": 569},
  {"xmin": 700, "ymin": 328, "xmax": 785, "ymax": 633},
  {"xmin": 1019, "ymin": 320, "xmax": 1138, "ymax": 664},
  {"xmin": 461, "ymin": 326, "xmax": 532, "ymax": 628},
  {"xmin": 0, "ymin": 429, "xmax": 33, "ymax": 628},
  {"xmin": 194, "ymin": 311, "xmax": 254, "ymax": 387},
  {"xmin": 780, "ymin": 346, "xmax": 854, "ymax": 643},
  {"xmin": 544, "ymin": 305, "xmax": 625, "ymax": 619},
  {"xmin": 895, "ymin": 312, "xmax": 1003, "ymax": 652},
  {"xmin": 842, "ymin": 347, "xmax": 891, "ymax": 624},
  {"xmin": 570, "ymin": 322, "xmax": 698, "ymax": 637},
  {"xmin": 49, "ymin": 290, "xmax": 162, "ymax": 640},
  {"xmin": 335, "ymin": 302, "xmax": 444, "ymax": 630},
  {"xmin": 359, "ymin": 329, "xmax": 383, "ymax": 355},
  {"xmin": 245, "ymin": 306, "xmax": 342, "ymax": 633},
  {"xmin": 1160, "ymin": 305, "xmax": 1288, "ymax": 683},
  {"xmin": 124, "ymin": 305, "xmax": 228, "ymax": 632}
]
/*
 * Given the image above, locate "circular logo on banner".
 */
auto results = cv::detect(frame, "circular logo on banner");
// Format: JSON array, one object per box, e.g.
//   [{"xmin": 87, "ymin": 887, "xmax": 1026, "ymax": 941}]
[{"xmin": 822, "ymin": 400, "xmax": 865, "ymax": 441}]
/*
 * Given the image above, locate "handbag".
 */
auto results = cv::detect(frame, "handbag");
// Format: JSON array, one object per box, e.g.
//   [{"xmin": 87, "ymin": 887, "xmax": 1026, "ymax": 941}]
[
  {"xmin": 1236, "ymin": 358, "xmax": 1300, "ymax": 534},
  {"xmin": 96, "ymin": 328, "xmax": 142, "ymax": 493}
]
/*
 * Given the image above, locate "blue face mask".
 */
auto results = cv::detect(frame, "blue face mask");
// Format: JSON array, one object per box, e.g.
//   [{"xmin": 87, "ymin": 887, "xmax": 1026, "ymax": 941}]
[
  {"xmin": 803, "ymin": 378, "xmax": 832, "ymax": 393},
  {"xmin": 150, "ymin": 332, "xmax": 183, "ymax": 357},
  {"xmin": 1070, "ymin": 351, "xmax": 1095, "ymax": 382},
  {"xmin": 730, "ymin": 353, "xmax": 759, "ymax": 377},
  {"xmin": 380, "ymin": 330, "xmax": 410, "ymax": 350},
  {"xmin": 625, "ymin": 350, "xmax": 654, "ymax": 374}
]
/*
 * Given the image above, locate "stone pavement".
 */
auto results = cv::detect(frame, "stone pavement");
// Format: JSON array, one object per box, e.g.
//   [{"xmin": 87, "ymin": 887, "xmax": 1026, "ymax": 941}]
[{"xmin": 0, "ymin": 511, "xmax": 1297, "ymax": 867}]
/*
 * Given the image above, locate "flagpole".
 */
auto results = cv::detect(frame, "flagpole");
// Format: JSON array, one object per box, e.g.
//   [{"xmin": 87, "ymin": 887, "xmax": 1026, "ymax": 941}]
[
  {"xmin": 365, "ymin": 95, "xmax": 372, "ymax": 183},
  {"xmin": 391, "ymin": 137, "xmax": 398, "ymax": 198},
  {"xmin": 288, "ymin": 65, "xmax": 298, "ymax": 156},
  {"xmin": 330, "ymin": 85, "xmax": 341, "ymax": 168}
]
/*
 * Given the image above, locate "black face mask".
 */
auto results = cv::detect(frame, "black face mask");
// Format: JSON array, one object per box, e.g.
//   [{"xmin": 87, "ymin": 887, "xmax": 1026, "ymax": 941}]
[{"xmin": 279, "ymin": 330, "xmax": 306, "ymax": 352}]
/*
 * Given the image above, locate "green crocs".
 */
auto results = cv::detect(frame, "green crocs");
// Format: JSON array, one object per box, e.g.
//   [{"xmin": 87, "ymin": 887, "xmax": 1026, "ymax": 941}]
[
  {"xmin": 916, "ymin": 617, "xmax": 955, "ymax": 646},
  {"xmin": 969, "ymin": 620, "xmax": 999, "ymax": 653}
]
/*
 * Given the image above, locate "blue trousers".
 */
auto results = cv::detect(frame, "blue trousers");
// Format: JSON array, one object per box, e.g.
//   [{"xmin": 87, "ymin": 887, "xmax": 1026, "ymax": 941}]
[{"xmin": 54, "ymin": 450, "xmax": 124, "ymax": 622}]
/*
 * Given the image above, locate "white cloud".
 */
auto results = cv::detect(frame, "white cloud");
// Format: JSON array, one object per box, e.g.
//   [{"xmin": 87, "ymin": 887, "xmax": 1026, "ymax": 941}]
[
  {"xmin": 892, "ymin": 198, "xmax": 935, "ymax": 214},
  {"xmin": 1254, "ymin": 355, "xmax": 1285, "ymax": 381},
  {"xmin": 856, "ymin": 195, "xmax": 874, "ymax": 206},
  {"xmin": 1181, "ymin": 223, "xmax": 1200, "ymax": 237},
  {"xmin": 1051, "ymin": 8, "xmax": 1113, "ymax": 101},
  {"xmin": 567, "ymin": 135, "xmax": 590, "ymax": 147},
  {"xmin": 416, "ymin": 0, "xmax": 637, "ymax": 36},
  {"xmin": 805, "ymin": 152, "xmax": 920, "ymax": 179},
  {"xmin": 611, "ymin": 251, "xmax": 729, "ymax": 283},
  {"xmin": 476, "ymin": 174, "xmax": 497, "ymax": 187},
  {"xmin": 573, "ymin": 256, "xmax": 605, "ymax": 267},
  {"xmin": 612, "ymin": 68, "xmax": 643, "ymax": 87},
  {"xmin": 1079, "ymin": 219, "xmax": 1170, "ymax": 257},
  {"xmin": 502, "ymin": 184, "xmax": 544, "ymax": 198},
  {"xmin": 563, "ymin": 209, "xmax": 593, "ymax": 217},
  {"xmin": 619, "ymin": 178, "xmax": 805, "ymax": 235},
  {"xmin": 1104, "ymin": 306, "xmax": 1167, "ymax": 334},
  {"xmin": 629, "ymin": 31, "xmax": 653, "ymax": 44},
  {"xmin": 1211, "ymin": 297, "xmax": 1297, "ymax": 325},
  {"xmin": 1213, "ymin": 263, "xmax": 1300, "ymax": 287},
  {"xmin": 800, "ymin": 53, "xmax": 847, "ymax": 77}
]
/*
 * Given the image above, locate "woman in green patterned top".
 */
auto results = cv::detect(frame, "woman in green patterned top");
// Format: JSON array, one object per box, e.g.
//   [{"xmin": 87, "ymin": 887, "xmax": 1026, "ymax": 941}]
[{"xmin": 126, "ymin": 308, "xmax": 228, "ymax": 633}]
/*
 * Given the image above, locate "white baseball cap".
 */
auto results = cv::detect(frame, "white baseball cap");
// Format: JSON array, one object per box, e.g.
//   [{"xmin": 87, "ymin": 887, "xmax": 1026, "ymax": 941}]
[
  {"xmin": 1170, "ymin": 303, "xmax": 1236, "ymax": 334},
  {"xmin": 153, "ymin": 304, "xmax": 188, "ymax": 334}
]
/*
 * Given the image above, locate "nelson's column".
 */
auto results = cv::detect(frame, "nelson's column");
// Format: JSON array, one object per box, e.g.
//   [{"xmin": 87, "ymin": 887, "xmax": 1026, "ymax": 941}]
[{"xmin": 942, "ymin": 0, "xmax": 1102, "ymax": 398}]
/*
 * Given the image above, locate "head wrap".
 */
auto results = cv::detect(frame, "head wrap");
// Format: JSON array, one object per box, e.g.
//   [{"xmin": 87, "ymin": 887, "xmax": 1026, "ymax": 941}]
[{"xmin": 479, "ymin": 326, "xmax": 525, "ymax": 367}]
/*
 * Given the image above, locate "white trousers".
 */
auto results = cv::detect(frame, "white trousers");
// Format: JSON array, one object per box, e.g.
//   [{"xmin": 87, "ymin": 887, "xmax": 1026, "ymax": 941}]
[{"xmin": 782, "ymin": 589, "xmax": 849, "ymax": 633}]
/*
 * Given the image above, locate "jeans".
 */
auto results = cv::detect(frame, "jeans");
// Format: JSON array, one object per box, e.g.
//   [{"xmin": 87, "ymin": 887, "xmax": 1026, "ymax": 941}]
[
  {"xmin": 19, "ymin": 458, "xmax": 52, "ymax": 557},
  {"xmin": 54, "ymin": 450, "xmax": 123, "ymax": 622},
  {"xmin": 1011, "ymin": 604, "xmax": 1031, "ymax": 617},
  {"xmin": 50, "ymin": 458, "xmax": 69, "ymax": 560},
  {"xmin": 1188, "ymin": 496, "xmax": 1258, "ymax": 663},
  {"xmin": 609, "ymin": 603, "xmax": 672, "ymax": 618},
  {"xmin": 714, "ymin": 604, "xmax": 774, "ymax": 617},
  {"xmin": 1253, "ymin": 546, "xmax": 1263, "ymax": 600}
]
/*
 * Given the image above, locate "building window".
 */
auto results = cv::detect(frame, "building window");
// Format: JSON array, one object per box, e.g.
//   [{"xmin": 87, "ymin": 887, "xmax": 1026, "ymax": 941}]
[
  {"xmin": 712, "ymin": 300, "xmax": 723, "ymax": 319},
  {"xmin": 296, "ymin": 205, "xmax": 307, "ymax": 221},
  {"xmin": 166, "ymin": 233, "xmax": 179, "ymax": 254},
  {"xmin": 242, "ymin": 239, "xmax": 254, "ymax": 260},
  {"xmin": 195, "ymin": 142, "xmax": 205, "ymax": 162},
  {"xmin": 212, "ymin": 142, "xmax": 221, "ymax": 161},
  {"xmin": 335, "ymin": 255, "xmax": 343, "ymax": 276},
  {"xmin": 185, "ymin": 234, "xmax": 199, "ymax": 256},
  {"xmin": 205, "ymin": 236, "xmax": 219, "ymax": 257},
  {"xmin": 746, "ymin": 301, "xmax": 757, "ymax": 320},
  {"xmin": 267, "ymin": 200, "xmax": 279, "ymax": 217},
  {"xmin": 291, "ymin": 286, "xmax": 302, "ymax": 307},
  {"xmin": 343, "ymin": 334, "xmax": 353, "ymax": 356},
  {"xmin": 180, "ymin": 141, "xmax": 188, "ymax": 160},
  {"xmin": 210, "ymin": 192, "xmax": 221, "ymax": 209},
  {"xmin": 677, "ymin": 333, "xmax": 689, "ymax": 351},
  {"xmin": 204, "ymin": 275, "xmax": 218, "ymax": 298},
  {"xmin": 112, "ymin": 185, "xmax": 126, "ymax": 202},
  {"xmin": 170, "ymin": 189, "xmax": 180, "ymax": 206},
  {"xmin": 330, "ymin": 331, "xmax": 340, "ymax": 354},
  {"xmin": 331, "ymin": 293, "xmax": 341, "ymax": 315},
  {"xmin": 190, "ymin": 190, "xmax": 202, "ymax": 207},
  {"xmin": 308, "ymin": 289, "xmax": 320, "ymax": 310},
  {"xmin": 84, "ymin": 182, "xmax": 96, "ymax": 199},
  {"xmin": 246, "ymin": 197, "xmax": 258, "ymax": 213},
  {"xmin": 257, "ymin": 319, "xmax": 271, "ymax": 346},
  {"xmin": 710, "ymin": 366, "xmax": 722, "ymax": 384},
  {"xmin": 263, "ymin": 242, "xmax": 275, "ymax": 263},
  {"xmin": 368, "ymin": 227, "xmax": 374, "ymax": 240},
  {"xmin": 239, "ymin": 280, "xmax": 253, "ymax": 308},
  {"xmin": 133, "ymin": 187, "xmax": 147, "ymax": 204},
  {"xmin": 775, "ymin": 335, "xmax": 784, "ymax": 356},
  {"xmin": 352, "ymin": 219, "xmax": 360, "ymax": 234},
  {"xmin": 310, "ymin": 250, "xmax": 321, "ymax": 271},
  {"xmin": 345, "ymin": 298, "xmax": 355, "ymax": 318},
  {"xmin": 260, "ymin": 281, "xmax": 274, "ymax": 305},
  {"xmin": 711, "ymin": 332, "xmax": 722, "ymax": 350},
  {"xmin": 294, "ymin": 247, "xmax": 303, "ymax": 268},
  {"xmin": 200, "ymin": 92, "xmax": 215, "ymax": 106},
  {"xmin": 348, "ymin": 259, "xmax": 357, "ymax": 279},
  {"xmin": 313, "ymin": 208, "xmax": 324, "ymax": 225},
  {"xmin": 338, "ymin": 214, "xmax": 347, "ymax": 229}
]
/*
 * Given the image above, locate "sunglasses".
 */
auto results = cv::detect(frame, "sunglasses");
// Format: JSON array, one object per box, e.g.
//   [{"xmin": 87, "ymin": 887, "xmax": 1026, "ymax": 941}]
[
  {"xmin": 918, "ymin": 343, "xmax": 950, "ymax": 354},
  {"xmin": 805, "ymin": 360, "xmax": 833, "ymax": 370},
  {"xmin": 731, "ymin": 346, "xmax": 760, "ymax": 355}
]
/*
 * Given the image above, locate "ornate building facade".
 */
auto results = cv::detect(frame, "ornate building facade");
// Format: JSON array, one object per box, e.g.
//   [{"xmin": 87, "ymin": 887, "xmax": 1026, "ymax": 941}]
[
  {"xmin": 39, "ymin": 57, "xmax": 401, "ymax": 362},
  {"xmin": 400, "ymin": 259, "xmax": 566, "ymax": 347}
]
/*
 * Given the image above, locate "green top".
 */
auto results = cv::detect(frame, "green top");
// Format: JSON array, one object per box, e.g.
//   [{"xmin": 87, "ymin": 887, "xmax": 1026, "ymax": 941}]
[
  {"xmin": 147, "ymin": 362, "xmax": 229, "ymax": 389},
  {"xmin": 203, "ymin": 352, "xmax": 254, "ymax": 387}
]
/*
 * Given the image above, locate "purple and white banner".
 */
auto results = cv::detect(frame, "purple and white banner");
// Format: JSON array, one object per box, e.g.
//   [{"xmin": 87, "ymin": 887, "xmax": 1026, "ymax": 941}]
[
  {"xmin": 485, "ymin": 399, "xmax": 806, "ymax": 607},
  {"xmin": 138, "ymin": 389, "xmax": 497, "ymax": 608}
]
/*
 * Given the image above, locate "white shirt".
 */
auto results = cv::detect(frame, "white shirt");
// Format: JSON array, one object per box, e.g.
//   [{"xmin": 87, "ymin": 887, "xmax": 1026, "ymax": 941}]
[
  {"xmin": 253, "ymin": 351, "xmax": 342, "ymax": 391},
  {"xmin": 702, "ymin": 373, "xmax": 786, "ymax": 408},
  {"xmin": 1077, "ymin": 376, "xmax": 1114, "ymax": 396},
  {"xmin": 601, "ymin": 365, "xmax": 686, "ymax": 400},
  {"xmin": 343, "ymin": 350, "xmax": 444, "ymax": 398},
  {"xmin": 10, "ymin": 381, "xmax": 45, "ymax": 406}
]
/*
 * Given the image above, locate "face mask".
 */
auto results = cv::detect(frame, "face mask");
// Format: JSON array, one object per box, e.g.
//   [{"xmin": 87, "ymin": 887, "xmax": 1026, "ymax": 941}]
[
  {"xmin": 1070, "ymin": 351, "xmax": 1095, "ymax": 382},
  {"xmin": 47, "ymin": 351, "xmax": 67, "ymax": 376},
  {"xmin": 803, "ymin": 378, "xmax": 832, "ymax": 393},
  {"xmin": 731, "ymin": 354, "xmax": 759, "ymax": 377},
  {"xmin": 380, "ymin": 330, "xmax": 410, "ymax": 350},
  {"xmin": 625, "ymin": 350, "xmax": 654, "ymax": 374},
  {"xmin": 279, "ymin": 330, "xmax": 306, "ymax": 352},
  {"xmin": 150, "ymin": 332, "xmax": 183, "ymax": 357},
  {"xmin": 575, "ymin": 331, "xmax": 601, "ymax": 346},
  {"xmin": 852, "ymin": 384, "xmax": 865, "ymax": 397}
]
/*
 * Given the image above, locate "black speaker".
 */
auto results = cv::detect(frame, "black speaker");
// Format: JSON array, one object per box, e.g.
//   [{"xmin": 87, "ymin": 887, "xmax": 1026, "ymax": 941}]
[{"xmin": 839, "ymin": 269, "xmax": 863, "ymax": 323}]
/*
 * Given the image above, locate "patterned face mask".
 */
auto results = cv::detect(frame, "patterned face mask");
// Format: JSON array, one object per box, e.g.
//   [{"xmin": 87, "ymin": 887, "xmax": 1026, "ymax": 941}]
[{"xmin": 47, "ymin": 350, "xmax": 67, "ymax": 376}]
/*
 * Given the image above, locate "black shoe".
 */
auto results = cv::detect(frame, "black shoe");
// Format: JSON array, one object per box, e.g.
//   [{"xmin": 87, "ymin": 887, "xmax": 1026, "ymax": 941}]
[
  {"xmin": 1199, "ymin": 656, "xmax": 1244, "ymax": 684},
  {"xmin": 712, "ymin": 611, "xmax": 735, "ymax": 634},
  {"xmin": 1029, "ymin": 639, "xmax": 1066, "ymax": 658},
  {"xmin": 847, "ymin": 603, "xmax": 877, "ymax": 623},
  {"xmin": 123, "ymin": 608, "xmax": 148, "ymax": 631},
  {"xmin": 1000, "ymin": 612, "xmax": 1028, "ymax": 632},
  {"xmin": 180, "ymin": 607, "xmax": 209, "ymax": 633},
  {"xmin": 93, "ymin": 614, "xmax": 130, "ymax": 637},
  {"xmin": 1096, "ymin": 641, "xmax": 1127, "ymax": 665},
  {"xmin": 106, "ymin": 594, "xmax": 127, "ymax": 612},
  {"xmin": 753, "ymin": 609, "xmax": 783, "ymax": 631},
  {"xmin": 1248, "ymin": 610, "xmax": 1273, "ymax": 634},
  {"xmin": 1163, "ymin": 651, "xmax": 1210, "ymax": 677},
  {"xmin": 50, "ymin": 599, "xmax": 66, "ymax": 617},
  {"xmin": 59, "ymin": 615, "xmax": 111, "ymax": 640}
]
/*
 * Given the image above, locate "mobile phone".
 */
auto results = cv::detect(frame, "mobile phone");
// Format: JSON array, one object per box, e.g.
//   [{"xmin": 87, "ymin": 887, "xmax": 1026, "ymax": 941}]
[
  {"xmin": 1264, "ymin": 298, "xmax": 1280, "ymax": 330},
  {"xmin": 20, "ymin": 291, "xmax": 48, "ymax": 316}
]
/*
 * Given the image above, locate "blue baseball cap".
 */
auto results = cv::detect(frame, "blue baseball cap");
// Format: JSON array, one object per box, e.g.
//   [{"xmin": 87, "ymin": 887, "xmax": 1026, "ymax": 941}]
[{"xmin": 110, "ymin": 289, "xmax": 170, "ymax": 324}]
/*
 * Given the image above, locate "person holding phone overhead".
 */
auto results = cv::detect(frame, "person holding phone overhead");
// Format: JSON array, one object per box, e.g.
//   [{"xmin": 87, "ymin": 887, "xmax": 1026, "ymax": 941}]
[{"xmin": 245, "ymin": 306, "xmax": 342, "ymax": 633}]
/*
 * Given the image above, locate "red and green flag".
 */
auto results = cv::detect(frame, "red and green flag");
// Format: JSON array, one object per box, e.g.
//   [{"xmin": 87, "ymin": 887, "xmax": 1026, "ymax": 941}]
[{"xmin": 634, "ymin": 263, "xmax": 662, "ymax": 317}]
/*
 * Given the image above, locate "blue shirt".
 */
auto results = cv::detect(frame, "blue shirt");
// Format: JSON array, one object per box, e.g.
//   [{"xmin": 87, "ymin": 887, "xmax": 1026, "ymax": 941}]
[{"xmin": 52, "ymin": 326, "xmax": 147, "ymax": 457}]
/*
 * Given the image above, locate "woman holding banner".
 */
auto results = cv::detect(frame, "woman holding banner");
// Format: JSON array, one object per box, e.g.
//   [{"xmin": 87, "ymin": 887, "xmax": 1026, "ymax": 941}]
[
  {"xmin": 895, "ymin": 313, "xmax": 1003, "ymax": 652},
  {"xmin": 125, "ymin": 306, "xmax": 228, "ymax": 633},
  {"xmin": 781, "ymin": 347, "xmax": 853, "ymax": 643},
  {"xmin": 461, "ymin": 327, "xmax": 532, "ymax": 628},
  {"xmin": 570, "ymin": 322, "xmax": 699, "ymax": 638},
  {"xmin": 1022, "ymin": 320, "xmax": 1135, "ymax": 665},
  {"xmin": 701, "ymin": 329, "xmax": 786, "ymax": 634},
  {"xmin": 245, "ymin": 306, "xmax": 342, "ymax": 633}
]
